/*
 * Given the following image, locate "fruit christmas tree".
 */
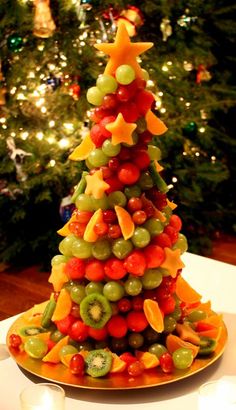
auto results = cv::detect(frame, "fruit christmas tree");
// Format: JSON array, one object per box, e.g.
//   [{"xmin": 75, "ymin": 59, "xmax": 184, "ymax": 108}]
[{"xmin": 9, "ymin": 23, "xmax": 225, "ymax": 380}]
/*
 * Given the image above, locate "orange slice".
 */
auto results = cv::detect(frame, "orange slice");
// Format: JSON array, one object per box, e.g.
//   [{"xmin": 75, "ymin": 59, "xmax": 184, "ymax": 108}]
[
  {"xmin": 145, "ymin": 110, "xmax": 168, "ymax": 136},
  {"xmin": 135, "ymin": 351, "xmax": 159, "ymax": 369},
  {"xmin": 69, "ymin": 133, "xmax": 95, "ymax": 161},
  {"xmin": 166, "ymin": 334, "xmax": 199, "ymax": 358},
  {"xmin": 61, "ymin": 353, "xmax": 75, "ymax": 367},
  {"xmin": 114, "ymin": 205, "xmax": 135, "ymax": 240},
  {"xmin": 110, "ymin": 353, "xmax": 127, "ymax": 373},
  {"xmin": 52, "ymin": 288, "xmax": 72, "ymax": 322},
  {"xmin": 42, "ymin": 336, "xmax": 69, "ymax": 363},
  {"xmin": 57, "ymin": 212, "xmax": 77, "ymax": 237},
  {"xmin": 201, "ymin": 313, "xmax": 223, "ymax": 327},
  {"xmin": 143, "ymin": 299, "xmax": 164, "ymax": 333},
  {"xmin": 176, "ymin": 276, "xmax": 202, "ymax": 304},
  {"xmin": 83, "ymin": 209, "xmax": 103, "ymax": 242},
  {"xmin": 48, "ymin": 263, "xmax": 68, "ymax": 292}
]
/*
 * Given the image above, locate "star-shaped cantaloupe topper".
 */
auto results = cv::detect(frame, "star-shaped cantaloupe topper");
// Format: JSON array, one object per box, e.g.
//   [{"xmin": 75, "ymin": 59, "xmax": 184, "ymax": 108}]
[
  {"xmin": 105, "ymin": 113, "xmax": 137, "ymax": 146},
  {"xmin": 85, "ymin": 169, "xmax": 110, "ymax": 199},
  {"xmin": 160, "ymin": 248, "xmax": 185, "ymax": 278},
  {"xmin": 94, "ymin": 22, "xmax": 153, "ymax": 78}
]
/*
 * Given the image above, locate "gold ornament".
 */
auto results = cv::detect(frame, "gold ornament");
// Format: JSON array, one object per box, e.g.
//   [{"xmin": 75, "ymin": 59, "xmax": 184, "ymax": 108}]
[
  {"xmin": 0, "ymin": 87, "xmax": 7, "ymax": 106},
  {"xmin": 160, "ymin": 17, "xmax": 172, "ymax": 42},
  {"xmin": 33, "ymin": 0, "xmax": 56, "ymax": 38}
]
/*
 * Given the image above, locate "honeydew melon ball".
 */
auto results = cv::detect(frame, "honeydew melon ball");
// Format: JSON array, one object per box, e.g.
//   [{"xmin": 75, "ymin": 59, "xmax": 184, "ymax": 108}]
[
  {"xmin": 87, "ymin": 86, "xmax": 104, "ymax": 106},
  {"xmin": 88, "ymin": 148, "xmax": 109, "ymax": 167},
  {"xmin": 96, "ymin": 74, "xmax": 118, "ymax": 94},
  {"xmin": 115, "ymin": 64, "xmax": 135, "ymax": 85}
]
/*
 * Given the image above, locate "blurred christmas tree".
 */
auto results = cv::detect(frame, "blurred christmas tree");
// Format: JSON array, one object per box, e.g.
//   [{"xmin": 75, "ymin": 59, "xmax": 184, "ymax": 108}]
[{"xmin": 0, "ymin": 0, "xmax": 235, "ymax": 267}]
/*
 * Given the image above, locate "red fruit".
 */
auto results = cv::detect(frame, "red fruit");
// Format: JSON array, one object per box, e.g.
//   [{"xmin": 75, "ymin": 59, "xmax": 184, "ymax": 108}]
[
  {"xmin": 102, "ymin": 94, "xmax": 117, "ymax": 109},
  {"xmin": 156, "ymin": 286, "xmax": 170, "ymax": 302},
  {"xmin": 9, "ymin": 334, "xmax": 22, "ymax": 349},
  {"xmin": 133, "ymin": 77, "xmax": 146, "ymax": 90},
  {"xmin": 146, "ymin": 189, "xmax": 167, "ymax": 210},
  {"xmin": 118, "ymin": 147, "xmax": 131, "ymax": 161},
  {"xmin": 107, "ymin": 315, "xmax": 128, "ymax": 338},
  {"xmin": 120, "ymin": 352, "xmax": 137, "ymax": 366},
  {"xmin": 76, "ymin": 210, "xmax": 93, "ymax": 223},
  {"xmin": 143, "ymin": 245, "xmax": 165, "ymax": 268},
  {"xmin": 136, "ymin": 90, "xmax": 155, "ymax": 116},
  {"xmin": 117, "ymin": 86, "xmax": 130, "ymax": 102},
  {"xmin": 47, "ymin": 339, "xmax": 56, "ymax": 351},
  {"xmin": 71, "ymin": 304, "xmax": 81, "ymax": 319},
  {"xmin": 164, "ymin": 225, "xmax": 179, "ymax": 244},
  {"xmin": 64, "ymin": 257, "xmax": 86, "ymax": 280},
  {"xmin": 159, "ymin": 296, "xmax": 176, "ymax": 315},
  {"xmin": 90, "ymin": 123, "xmax": 107, "ymax": 147},
  {"xmin": 118, "ymin": 163, "xmax": 140, "ymax": 185},
  {"xmin": 132, "ymin": 296, "xmax": 144, "ymax": 311},
  {"xmin": 119, "ymin": 102, "xmax": 139, "ymax": 122},
  {"xmin": 70, "ymin": 353, "xmax": 85, "ymax": 375},
  {"xmin": 103, "ymin": 209, "xmax": 117, "ymax": 223},
  {"xmin": 100, "ymin": 166, "xmax": 113, "ymax": 179},
  {"xmin": 104, "ymin": 258, "xmax": 127, "ymax": 280},
  {"xmin": 56, "ymin": 315, "xmax": 75, "ymax": 335},
  {"xmin": 85, "ymin": 260, "xmax": 105, "ymax": 282},
  {"xmin": 143, "ymin": 205, "xmax": 155, "ymax": 218},
  {"xmin": 159, "ymin": 352, "xmax": 174, "ymax": 373},
  {"xmin": 88, "ymin": 326, "xmax": 108, "ymax": 341},
  {"xmin": 127, "ymin": 360, "xmax": 145, "ymax": 377},
  {"xmin": 161, "ymin": 276, "xmax": 177, "ymax": 294},
  {"xmin": 139, "ymin": 130, "xmax": 153, "ymax": 144},
  {"xmin": 144, "ymin": 289, "xmax": 158, "ymax": 301},
  {"xmin": 169, "ymin": 215, "xmax": 182, "ymax": 232},
  {"xmin": 126, "ymin": 311, "xmax": 148, "ymax": 332},
  {"xmin": 195, "ymin": 322, "xmax": 216, "ymax": 332},
  {"xmin": 132, "ymin": 210, "xmax": 147, "ymax": 225},
  {"xmin": 117, "ymin": 298, "xmax": 132, "ymax": 313},
  {"xmin": 108, "ymin": 157, "xmax": 120, "ymax": 171},
  {"xmin": 153, "ymin": 233, "xmax": 172, "ymax": 248},
  {"xmin": 69, "ymin": 221, "xmax": 86, "ymax": 237},
  {"xmin": 90, "ymin": 107, "xmax": 112, "ymax": 123},
  {"xmin": 124, "ymin": 250, "xmax": 146, "ymax": 276},
  {"xmin": 108, "ymin": 224, "xmax": 122, "ymax": 239},
  {"xmin": 94, "ymin": 222, "xmax": 109, "ymax": 236},
  {"xmin": 105, "ymin": 176, "xmax": 124, "ymax": 193},
  {"xmin": 127, "ymin": 197, "xmax": 143, "ymax": 212},
  {"xmin": 133, "ymin": 151, "xmax": 151, "ymax": 170},
  {"xmin": 100, "ymin": 115, "xmax": 116, "ymax": 138},
  {"xmin": 69, "ymin": 320, "xmax": 89, "ymax": 342}
]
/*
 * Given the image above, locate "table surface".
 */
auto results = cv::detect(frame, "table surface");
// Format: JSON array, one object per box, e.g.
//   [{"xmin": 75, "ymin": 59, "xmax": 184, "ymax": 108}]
[{"xmin": 0, "ymin": 253, "xmax": 236, "ymax": 410}]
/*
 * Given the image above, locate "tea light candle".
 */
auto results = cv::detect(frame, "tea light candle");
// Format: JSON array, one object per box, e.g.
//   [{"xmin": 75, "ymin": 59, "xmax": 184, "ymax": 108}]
[
  {"xmin": 198, "ymin": 380, "xmax": 236, "ymax": 410},
  {"xmin": 20, "ymin": 383, "xmax": 65, "ymax": 410}
]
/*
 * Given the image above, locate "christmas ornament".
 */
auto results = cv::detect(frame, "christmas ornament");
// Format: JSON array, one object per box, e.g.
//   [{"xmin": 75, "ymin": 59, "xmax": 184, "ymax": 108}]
[
  {"xmin": 7, "ymin": 34, "xmax": 23, "ymax": 52},
  {"xmin": 6, "ymin": 137, "xmax": 32, "ymax": 181},
  {"xmin": 200, "ymin": 109, "xmax": 208, "ymax": 120},
  {"xmin": 116, "ymin": 6, "xmax": 144, "ymax": 37},
  {"xmin": 183, "ymin": 61, "xmax": 193, "ymax": 71},
  {"xmin": 196, "ymin": 65, "xmax": 212, "ymax": 84},
  {"xmin": 33, "ymin": 0, "xmax": 56, "ymax": 38},
  {"xmin": 160, "ymin": 17, "xmax": 172, "ymax": 42},
  {"xmin": 46, "ymin": 76, "xmax": 61, "ymax": 90},
  {"xmin": 75, "ymin": 0, "xmax": 92, "ymax": 28},
  {"xmin": 69, "ymin": 83, "xmax": 81, "ymax": 100},
  {"xmin": 177, "ymin": 13, "xmax": 197, "ymax": 28},
  {"xmin": 182, "ymin": 121, "xmax": 198, "ymax": 138},
  {"xmin": 0, "ymin": 86, "xmax": 6, "ymax": 106},
  {"xmin": 59, "ymin": 195, "xmax": 75, "ymax": 223}
]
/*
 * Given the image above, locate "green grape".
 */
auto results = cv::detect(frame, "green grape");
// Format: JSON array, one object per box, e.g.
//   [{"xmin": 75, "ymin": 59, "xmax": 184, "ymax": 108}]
[
  {"xmin": 87, "ymin": 86, "xmax": 104, "ymax": 106},
  {"xmin": 112, "ymin": 238, "xmax": 133, "ymax": 259},
  {"xmin": 143, "ymin": 218, "xmax": 164, "ymax": 237},
  {"xmin": 85, "ymin": 158, "xmax": 94, "ymax": 170},
  {"xmin": 92, "ymin": 195, "xmax": 108, "ymax": 211},
  {"xmin": 72, "ymin": 238, "xmax": 93, "ymax": 259},
  {"xmin": 96, "ymin": 74, "xmax": 118, "ymax": 94},
  {"xmin": 141, "ymin": 69, "xmax": 149, "ymax": 81},
  {"xmin": 59, "ymin": 345, "xmax": 78, "ymax": 360},
  {"xmin": 131, "ymin": 227, "xmax": 151, "ymax": 248},
  {"xmin": 162, "ymin": 206, "xmax": 172, "ymax": 222},
  {"xmin": 24, "ymin": 337, "xmax": 48, "ymax": 359},
  {"xmin": 158, "ymin": 267, "xmax": 170, "ymax": 277},
  {"xmin": 128, "ymin": 333, "xmax": 144, "ymax": 349},
  {"xmin": 187, "ymin": 310, "xmax": 207, "ymax": 322},
  {"xmin": 70, "ymin": 285, "xmax": 86, "ymax": 304},
  {"xmin": 85, "ymin": 282, "xmax": 104, "ymax": 295},
  {"xmin": 124, "ymin": 185, "xmax": 141, "ymax": 199},
  {"xmin": 75, "ymin": 194, "xmax": 94, "ymax": 212},
  {"xmin": 92, "ymin": 239, "xmax": 112, "ymax": 260},
  {"xmin": 59, "ymin": 235, "xmax": 76, "ymax": 257},
  {"xmin": 141, "ymin": 269, "xmax": 163, "ymax": 290},
  {"xmin": 138, "ymin": 172, "xmax": 154, "ymax": 190},
  {"xmin": 124, "ymin": 276, "xmax": 142, "ymax": 296},
  {"xmin": 173, "ymin": 233, "xmax": 188, "ymax": 254},
  {"xmin": 148, "ymin": 145, "xmax": 161, "ymax": 161},
  {"xmin": 115, "ymin": 64, "xmax": 135, "ymax": 85},
  {"xmin": 108, "ymin": 191, "xmax": 127, "ymax": 208},
  {"xmin": 102, "ymin": 139, "xmax": 121, "ymax": 157},
  {"xmin": 103, "ymin": 281, "xmax": 125, "ymax": 301},
  {"xmin": 50, "ymin": 329, "xmax": 65, "ymax": 343},
  {"xmin": 136, "ymin": 117, "xmax": 147, "ymax": 133},
  {"xmin": 171, "ymin": 306, "xmax": 182, "ymax": 321},
  {"xmin": 143, "ymin": 327, "xmax": 160, "ymax": 344},
  {"xmin": 88, "ymin": 149, "xmax": 109, "ymax": 167},
  {"xmin": 172, "ymin": 348, "xmax": 194, "ymax": 370},
  {"xmin": 51, "ymin": 255, "xmax": 68, "ymax": 266},
  {"xmin": 148, "ymin": 343, "xmax": 167, "ymax": 358},
  {"xmin": 164, "ymin": 316, "xmax": 177, "ymax": 333}
]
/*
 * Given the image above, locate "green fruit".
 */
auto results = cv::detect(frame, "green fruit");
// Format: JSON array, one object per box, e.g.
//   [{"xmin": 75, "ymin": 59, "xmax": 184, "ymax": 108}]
[
  {"xmin": 172, "ymin": 348, "xmax": 194, "ymax": 369},
  {"xmin": 72, "ymin": 238, "xmax": 93, "ymax": 259},
  {"xmin": 59, "ymin": 345, "xmax": 78, "ymax": 360},
  {"xmin": 92, "ymin": 239, "xmax": 112, "ymax": 260},
  {"xmin": 115, "ymin": 64, "xmax": 135, "ymax": 85},
  {"xmin": 87, "ymin": 86, "xmax": 104, "ymax": 106},
  {"xmin": 108, "ymin": 191, "xmax": 127, "ymax": 208},
  {"xmin": 19, "ymin": 326, "xmax": 45, "ymax": 337},
  {"xmin": 173, "ymin": 234, "xmax": 188, "ymax": 254},
  {"xmin": 51, "ymin": 255, "xmax": 69, "ymax": 266},
  {"xmin": 111, "ymin": 337, "xmax": 128, "ymax": 353},
  {"xmin": 70, "ymin": 285, "xmax": 86, "ymax": 304},
  {"xmin": 71, "ymin": 171, "xmax": 89, "ymax": 203},
  {"xmin": 138, "ymin": 172, "xmax": 154, "ymax": 190},
  {"xmin": 85, "ymin": 282, "xmax": 104, "ymax": 295},
  {"xmin": 136, "ymin": 117, "xmax": 147, "ymax": 133},
  {"xmin": 75, "ymin": 194, "xmax": 95, "ymax": 212},
  {"xmin": 141, "ymin": 269, "xmax": 163, "ymax": 290},
  {"xmin": 24, "ymin": 337, "xmax": 48, "ymax": 359},
  {"xmin": 144, "ymin": 218, "xmax": 164, "ymax": 236},
  {"xmin": 80, "ymin": 293, "xmax": 112, "ymax": 329},
  {"xmin": 164, "ymin": 316, "xmax": 177, "ymax": 333},
  {"xmin": 141, "ymin": 69, "xmax": 149, "ymax": 81},
  {"xmin": 198, "ymin": 337, "xmax": 217, "ymax": 355},
  {"xmin": 85, "ymin": 349, "xmax": 112, "ymax": 377},
  {"xmin": 102, "ymin": 139, "xmax": 121, "ymax": 157},
  {"xmin": 128, "ymin": 333, "xmax": 144, "ymax": 349},
  {"xmin": 41, "ymin": 299, "xmax": 56, "ymax": 328},
  {"xmin": 148, "ymin": 343, "xmax": 167, "ymax": 358},
  {"xmin": 124, "ymin": 185, "xmax": 141, "ymax": 199},
  {"xmin": 148, "ymin": 145, "xmax": 161, "ymax": 161},
  {"xmin": 112, "ymin": 238, "xmax": 133, "ymax": 259},
  {"xmin": 88, "ymin": 149, "xmax": 108, "ymax": 167},
  {"xmin": 131, "ymin": 227, "xmax": 151, "ymax": 248},
  {"xmin": 124, "ymin": 276, "xmax": 142, "ymax": 296},
  {"xmin": 149, "ymin": 161, "xmax": 169, "ymax": 193},
  {"xmin": 103, "ymin": 281, "xmax": 125, "ymax": 301},
  {"xmin": 59, "ymin": 235, "xmax": 76, "ymax": 257},
  {"xmin": 50, "ymin": 329, "xmax": 65, "ymax": 343},
  {"xmin": 92, "ymin": 196, "xmax": 109, "ymax": 211},
  {"xmin": 96, "ymin": 74, "xmax": 118, "ymax": 94},
  {"xmin": 187, "ymin": 310, "xmax": 207, "ymax": 322},
  {"xmin": 75, "ymin": 341, "xmax": 94, "ymax": 351}
]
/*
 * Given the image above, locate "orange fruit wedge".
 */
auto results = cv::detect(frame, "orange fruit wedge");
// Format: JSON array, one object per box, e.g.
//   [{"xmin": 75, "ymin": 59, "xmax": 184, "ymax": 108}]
[
  {"xmin": 69, "ymin": 133, "xmax": 95, "ymax": 161},
  {"xmin": 166, "ymin": 334, "xmax": 199, "ymax": 358},
  {"xmin": 52, "ymin": 288, "xmax": 72, "ymax": 322},
  {"xmin": 135, "ymin": 351, "xmax": 159, "ymax": 369},
  {"xmin": 176, "ymin": 276, "xmax": 202, "ymax": 304},
  {"xmin": 114, "ymin": 205, "xmax": 135, "ymax": 240},
  {"xmin": 78, "ymin": 350, "xmax": 89, "ymax": 359},
  {"xmin": 145, "ymin": 110, "xmax": 168, "ymax": 136},
  {"xmin": 57, "ymin": 212, "xmax": 77, "ymax": 237},
  {"xmin": 61, "ymin": 353, "xmax": 75, "ymax": 367},
  {"xmin": 83, "ymin": 209, "xmax": 103, "ymax": 242},
  {"xmin": 42, "ymin": 336, "xmax": 69, "ymax": 363},
  {"xmin": 201, "ymin": 313, "xmax": 223, "ymax": 327},
  {"xmin": 48, "ymin": 263, "xmax": 68, "ymax": 292},
  {"xmin": 110, "ymin": 353, "xmax": 127, "ymax": 373},
  {"xmin": 143, "ymin": 299, "xmax": 164, "ymax": 333}
]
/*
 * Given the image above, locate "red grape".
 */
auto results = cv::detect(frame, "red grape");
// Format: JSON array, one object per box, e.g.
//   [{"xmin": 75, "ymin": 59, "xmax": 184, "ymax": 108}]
[
  {"xmin": 9, "ymin": 334, "xmax": 22, "ymax": 349},
  {"xmin": 70, "ymin": 353, "xmax": 85, "ymax": 375},
  {"xmin": 127, "ymin": 361, "xmax": 144, "ymax": 377},
  {"xmin": 118, "ymin": 163, "xmax": 140, "ymax": 185},
  {"xmin": 69, "ymin": 320, "xmax": 89, "ymax": 342},
  {"xmin": 159, "ymin": 352, "xmax": 174, "ymax": 373}
]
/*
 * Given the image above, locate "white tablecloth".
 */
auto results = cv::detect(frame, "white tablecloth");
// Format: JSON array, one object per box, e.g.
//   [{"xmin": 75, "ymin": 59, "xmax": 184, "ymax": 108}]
[{"xmin": 0, "ymin": 253, "xmax": 236, "ymax": 410}]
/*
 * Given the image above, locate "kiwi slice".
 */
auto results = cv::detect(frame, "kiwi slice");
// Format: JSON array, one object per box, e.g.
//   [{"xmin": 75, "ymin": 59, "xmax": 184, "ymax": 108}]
[
  {"xmin": 80, "ymin": 293, "xmax": 112, "ymax": 329},
  {"xmin": 85, "ymin": 349, "xmax": 112, "ymax": 377},
  {"xmin": 198, "ymin": 336, "xmax": 217, "ymax": 355},
  {"xmin": 41, "ymin": 299, "xmax": 56, "ymax": 328},
  {"xmin": 19, "ymin": 326, "xmax": 45, "ymax": 337}
]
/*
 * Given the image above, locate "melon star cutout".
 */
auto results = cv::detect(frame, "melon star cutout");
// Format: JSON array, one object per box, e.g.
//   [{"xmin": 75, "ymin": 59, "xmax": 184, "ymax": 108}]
[
  {"xmin": 85, "ymin": 169, "xmax": 110, "ymax": 199},
  {"xmin": 160, "ymin": 248, "xmax": 185, "ymax": 278},
  {"xmin": 105, "ymin": 113, "xmax": 137, "ymax": 146}
]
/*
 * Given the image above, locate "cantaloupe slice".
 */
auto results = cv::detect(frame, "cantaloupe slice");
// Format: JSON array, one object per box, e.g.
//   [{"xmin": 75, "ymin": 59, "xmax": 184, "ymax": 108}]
[
  {"xmin": 69, "ymin": 133, "xmax": 95, "ymax": 161},
  {"xmin": 176, "ymin": 323, "xmax": 200, "ymax": 345},
  {"xmin": 83, "ymin": 209, "xmax": 103, "ymax": 242},
  {"xmin": 166, "ymin": 334, "xmax": 199, "ymax": 358},
  {"xmin": 48, "ymin": 263, "xmax": 68, "ymax": 292},
  {"xmin": 57, "ymin": 212, "xmax": 77, "ymax": 237},
  {"xmin": 145, "ymin": 110, "xmax": 168, "ymax": 136},
  {"xmin": 135, "ymin": 351, "xmax": 159, "ymax": 369},
  {"xmin": 114, "ymin": 205, "xmax": 135, "ymax": 240},
  {"xmin": 176, "ymin": 276, "xmax": 202, "ymax": 304},
  {"xmin": 42, "ymin": 336, "xmax": 69, "ymax": 363},
  {"xmin": 52, "ymin": 288, "xmax": 72, "ymax": 322},
  {"xmin": 143, "ymin": 299, "xmax": 164, "ymax": 333},
  {"xmin": 110, "ymin": 353, "xmax": 127, "ymax": 373}
]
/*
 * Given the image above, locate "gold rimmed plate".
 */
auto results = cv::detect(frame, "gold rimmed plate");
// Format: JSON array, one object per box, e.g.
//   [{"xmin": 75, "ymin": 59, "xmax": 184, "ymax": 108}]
[{"xmin": 6, "ymin": 302, "xmax": 228, "ymax": 390}]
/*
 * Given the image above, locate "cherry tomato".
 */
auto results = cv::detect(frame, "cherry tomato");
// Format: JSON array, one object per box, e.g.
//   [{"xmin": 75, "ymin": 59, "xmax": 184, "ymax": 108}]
[
  {"xmin": 169, "ymin": 215, "xmax": 182, "ymax": 232},
  {"xmin": 152, "ymin": 233, "xmax": 172, "ymax": 248},
  {"xmin": 124, "ymin": 250, "xmax": 146, "ymax": 276},
  {"xmin": 127, "ymin": 360, "xmax": 144, "ymax": 377},
  {"xmin": 100, "ymin": 115, "xmax": 116, "ymax": 138},
  {"xmin": 71, "ymin": 304, "xmax": 81, "ymax": 318},
  {"xmin": 117, "ymin": 298, "xmax": 132, "ymax": 313},
  {"xmin": 107, "ymin": 315, "xmax": 128, "ymax": 338},
  {"xmin": 108, "ymin": 158, "xmax": 120, "ymax": 171},
  {"xmin": 164, "ymin": 225, "xmax": 179, "ymax": 244},
  {"xmin": 104, "ymin": 258, "xmax": 127, "ymax": 280},
  {"xmin": 88, "ymin": 326, "xmax": 108, "ymax": 341},
  {"xmin": 143, "ymin": 244, "xmax": 165, "ymax": 268},
  {"xmin": 117, "ymin": 86, "xmax": 130, "ymax": 102},
  {"xmin": 159, "ymin": 296, "xmax": 176, "ymax": 315},
  {"xmin": 108, "ymin": 224, "xmax": 122, "ymax": 239},
  {"xmin": 9, "ymin": 334, "xmax": 22, "ymax": 349},
  {"xmin": 136, "ymin": 90, "xmax": 155, "ymax": 115},
  {"xmin": 132, "ymin": 296, "xmax": 144, "ymax": 311},
  {"xmin": 102, "ymin": 94, "xmax": 117, "ymax": 109},
  {"xmin": 139, "ymin": 130, "xmax": 152, "ymax": 144},
  {"xmin": 94, "ymin": 222, "xmax": 109, "ymax": 236},
  {"xmin": 119, "ymin": 102, "xmax": 139, "ymax": 122},
  {"xmin": 118, "ymin": 147, "xmax": 131, "ymax": 161},
  {"xmin": 64, "ymin": 257, "xmax": 86, "ymax": 280},
  {"xmin": 147, "ymin": 189, "xmax": 167, "ymax": 210},
  {"xmin": 69, "ymin": 320, "xmax": 89, "ymax": 342},
  {"xmin": 56, "ymin": 315, "xmax": 75, "ymax": 335},
  {"xmin": 161, "ymin": 276, "xmax": 177, "ymax": 294},
  {"xmin": 126, "ymin": 311, "xmax": 148, "ymax": 332},
  {"xmin": 120, "ymin": 352, "xmax": 137, "ymax": 366},
  {"xmin": 159, "ymin": 352, "xmax": 174, "ymax": 373},
  {"xmin": 90, "ymin": 123, "xmax": 107, "ymax": 147},
  {"xmin": 103, "ymin": 209, "xmax": 117, "ymax": 224},
  {"xmin": 118, "ymin": 163, "xmax": 140, "ymax": 185},
  {"xmin": 101, "ymin": 166, "xmax": 113, "ymax": 179},
  {"xmin": 69, "ymin": 353, "xmax": 85, "ymax": 375},
  {"xmin": 105, "ymin": 176, "xmax": 124, "ymax": 193},
  {"xmin": 127, "ymin": 197, "xmax": 143, "ymax": 213},
  {"xmin": 85, "ymin": 260, "xmax": 105, "ymax": 282},
  {"xmin": 47, "ymin": 339, "xmax": 56, "ymax": 351},
  {"xmin": 132, "ymin": 210, "xmax": 147, "ymax": 225},
  {"xmin": 133, "ymin": 151, "xmax": 151, "ymax": 170}
]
